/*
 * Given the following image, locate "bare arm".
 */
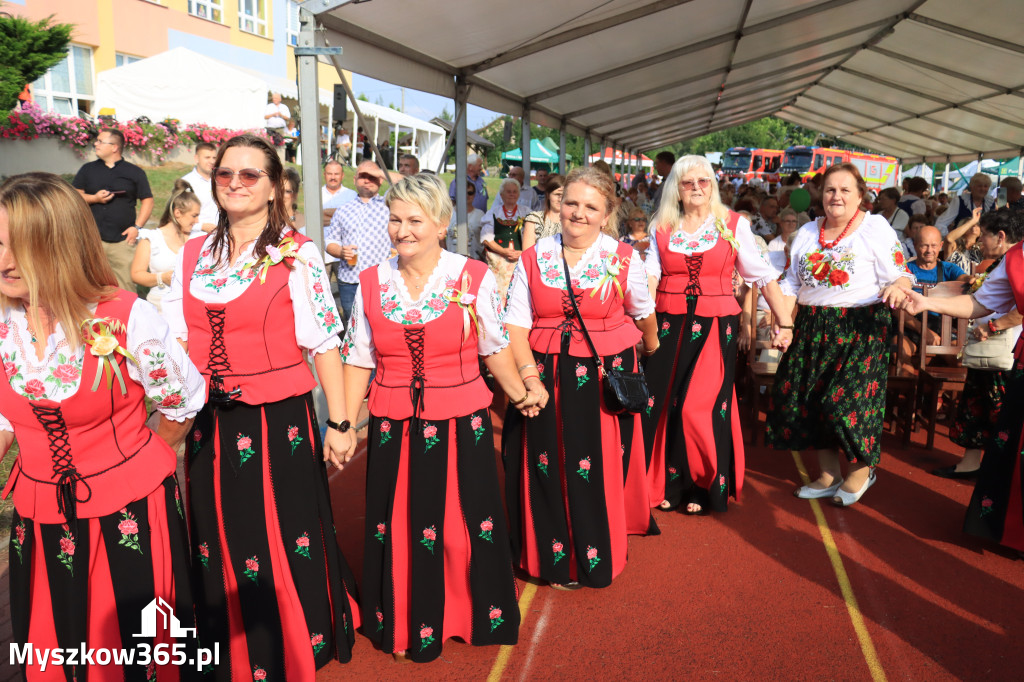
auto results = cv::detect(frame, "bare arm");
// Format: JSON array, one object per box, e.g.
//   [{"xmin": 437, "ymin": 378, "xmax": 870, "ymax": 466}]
[
  {"xmin": 634, "ymin": 314, "xmax": 658, "ymax": 355},
  {"xmin": 314, "ymin": 350, "xmax": 356, "ymax": 470},
  {"xmin": 943, "ymin": 207, "xmax": 982, "ymax": 258},
  {"xmin": 156, "ymin": 415, "xmax": 194, "ymax": 452},
  {"xmin": 483, "ymin": 346, "xmax": 544, "ymax": 416},
  {"xmin": 507, "ymin": 324, "xmax": 549, "ymax": 411},
  {"xmin": 904, "ymin": 290, "xmax": 993, "ymax": 319},
  {"xmin": 136, "ymin": 197, "xmax": 154, "ymax": 228},
  {"xmin": 0, "ymin": 430, "xmax": 14, "ymax": 457},
  {"xmin": 78, "ymin": 188, "xmax": 113, "ymax": 205}
]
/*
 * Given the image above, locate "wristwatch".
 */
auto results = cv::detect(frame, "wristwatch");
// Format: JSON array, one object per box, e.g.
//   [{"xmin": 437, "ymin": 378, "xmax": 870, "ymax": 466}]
[{"xmin": 325, "ymin": 418, "xmax": 352, "ymax": 433}]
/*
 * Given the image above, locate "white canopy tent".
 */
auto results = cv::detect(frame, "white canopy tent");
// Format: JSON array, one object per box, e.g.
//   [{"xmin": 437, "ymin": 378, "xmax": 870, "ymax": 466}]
[
  {"xmin": 95, "ymin": 47, "xmax": 267, "ymax": 129},
  {"xmin": 344, "ymin": 100, "xmax": 446, "ymax": 171}
]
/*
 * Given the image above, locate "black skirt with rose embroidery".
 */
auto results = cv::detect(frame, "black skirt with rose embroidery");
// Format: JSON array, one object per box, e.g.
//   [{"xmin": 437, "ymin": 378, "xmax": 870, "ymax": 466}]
[
  {"xmin": 765, "ymin": 304, "xmax": 893, "ymax": 465},
  {"xmin": 950, "ymin": 368, "xmax": 1009, "ymax": 449}
]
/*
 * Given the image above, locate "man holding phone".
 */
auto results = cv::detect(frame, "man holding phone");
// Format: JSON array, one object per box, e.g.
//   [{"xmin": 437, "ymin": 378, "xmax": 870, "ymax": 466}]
[{"xmin": 73, "ymin": 128, "xmax": 153, "ymax": 290}]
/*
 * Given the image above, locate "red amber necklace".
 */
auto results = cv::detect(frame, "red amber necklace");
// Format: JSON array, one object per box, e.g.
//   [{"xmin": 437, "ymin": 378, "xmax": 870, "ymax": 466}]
[{"xmin": 819, "ymin": 209, "xmax": 859, "ymax": 250}]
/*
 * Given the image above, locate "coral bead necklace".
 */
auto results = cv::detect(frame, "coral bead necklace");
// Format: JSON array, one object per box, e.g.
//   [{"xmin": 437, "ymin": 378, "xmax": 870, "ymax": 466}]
[{"xmin": 818, "ymin": 209, "xmax": 859, "ymax": 250}]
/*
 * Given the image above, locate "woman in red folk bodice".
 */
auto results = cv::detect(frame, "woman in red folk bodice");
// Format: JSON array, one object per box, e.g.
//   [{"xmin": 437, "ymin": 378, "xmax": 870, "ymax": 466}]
[{"xmin": 641, "ymin": 155, "xmax": 793, "ymax": 515}]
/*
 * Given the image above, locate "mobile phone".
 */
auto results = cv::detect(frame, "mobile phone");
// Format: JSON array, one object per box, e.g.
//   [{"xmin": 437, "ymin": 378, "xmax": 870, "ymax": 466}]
[
  {"xmin": 109, "ymin": 189, "xmax": 127, "ymax": 196},
  {"xmin": 996, "ymin": 187, "xmax": 1007, "ymax": 209}
]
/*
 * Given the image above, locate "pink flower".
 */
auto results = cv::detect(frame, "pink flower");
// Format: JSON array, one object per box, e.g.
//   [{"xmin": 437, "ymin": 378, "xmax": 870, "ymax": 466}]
[
  {"xmin": 212, "ymin": 278, "xmax": 228, "ymax": 288},
  {"xmin": 379, "ymin": 283, "xmax": 390, "ymax": 293},
  {"xmin": 53, "ymin": 364, "xmax": 80, "ymax": 383},
  {"xmin": 423, "ymin": 527, "xmax": 436, "ymax": 541},
  {"xmin": 584, "ymin": 267, "xmax": 599, "ymax": 278},
  {"xmin": 4, "ymin": 361, "xmax": 16, "ymax": 378},
  {"xmin": 245, "ymin": 558, "xmax": 260, "ymax": 572},
  {"xmin": 313, "ymin": 281, "xmax": 323, "ymax": 294},
  {"xmin": 16, "ymin": 524, "xmax": 25, "ymax": 545},
  {"xmin": 688, "ymin": 241, "xmax": 700, "ymax": 249},
  {"xmin": 998, "ymin": 431, "xmax": 1009, "ymax": 441},
  {"xmin": 575, "ymin": 364, "xmax": 587, "ymax": 378},
  {"xmin": 118, "ymin": 518, "xmax": 138, "ymax": 535},
  {"xmin": 382, "ymin": 300, "xmax": 399, "ymax": 314},
  {"xmin": 692, "ymin": 323, "xmax": 702, "ymax": 333},
  {"xmin": 552, "ymin": 540, "xmax": 563, "ymax": 553},
  {"xmin": 324, "ymin": 311, "xmax": 336, "ymax": 327},
  {"xmin": 661, "ymin": 321, "xmax": 670, "ymax": 330},
  {"xmin": 199, "ymin": 543, "xmax": 209, "ymax": 557},
  {"xmin": 296, "ymin": 535, "xmax": 310, "ymax": 548},
  {"xmin": 404, "ymin": 308, "xmax": 423, "ymax": 323},
  {"xmin": 719, "ymin": 475, "xmax": 726, "ymax": 486},
  {"xmin": 60, "ymin": 536, "xmax": 75, "ymax": 556},
  {"xmin": 445, "ymin": 278, "xmax": 458, "ymax": 288},
  {"xmin": 420, "ymin": 626, "xmax": 433, "ymax": 639},
  {"xmin": 376, "ymin": 610, "xmax": 384, "ymax": 622},
  {"xmin": 377, "ymin": 523, "xmax": 386, "ymax": 535},
  {"xmin": 238, "ymin": 436, "xmax": 252, "ymax": 451},
  {"xmin": 24, "ymin": 379, "xmax": 45, "ymax": 398},
  {"xmin": 480, "ymin": 518, "xmax": 493, "ymax": 532},
  {"xmin": 586, "ymin": 546, "xmax": 598, "ymax": 560},
  {"xmin": 982, "ymin": 498, "xmax": 993, "ymax": 508},
  {"xmin": 253, "ymin": 667, "xmax": 267, "ymax": 681},
  {"xmin": 380, "ymin": 420, "xmax": 391, "ymax": 433},
  {"xmin": 537, "ymin": 362, "xmax": 545, "ymax": 375},
  {"xmin": 647, "ymin": 397, "xmax": 655, "ymax": 408},
  {"xmin": 288, "ymin": 426, "xmax": 299, "ymax": 441},
  {"xmin": 721, "ymin": 402, "xmax": 727, "ymax": 411},
  {"xmin": 471, "ymin": 416, "xmax": 483, "ymax": 430},
  {"xmin": 148, "ymin": 368, "xmax": 167, "ymax": 381},
  {"xmin": 0, "ymin": 322, "xmax": 8, "ymax": 338},
  {"xmin": 579, "ymin": 458, "xmax": 591, "ymax": 471},
  {"xmin": 726, "ymin": 324, "xmax": 732, "ymax": 335},
  {"xmin": 668, "ymin": 466, "xmax": 677, "ymax": 475},
  {"xmin": 311, "ymin": 633, "xmax": 323, "ymax": 646},
  {"xmin": 423, "ymin": 424, "xmax": 438, "ymax": 439},
  {"xmin": 544, "ymin": 267, "xmax": 561, "ymax": 279},
  {"xmin": 160, "ymin": 394, "xmax": 183, "ymax": 407},
  {"xmin": 427, "ymin": 297, "xmax": 447, "ymax": 311},
  {"xmin": 538, "ymin": 453, "xmax": 549, "ymax": 465},
  {"xmin": 612, "ymin": 356, "xmax": 622, "ymax": 368},
  {"xmin": 193, "ymin": 430, "xmax": 202, "ymax": 441},
  {"xmin": 571, "ymin": 278, "xmax": 581, "ymax": 288},
  {"xmin": 489, "ymin": 608, "xmax": 502, "ymax": 619}
]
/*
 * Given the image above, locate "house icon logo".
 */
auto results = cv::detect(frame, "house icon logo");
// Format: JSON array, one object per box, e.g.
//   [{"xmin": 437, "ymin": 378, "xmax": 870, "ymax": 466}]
[{"xmin": 133, "ymin": 598, "xmax": 197, "ymax": 639}]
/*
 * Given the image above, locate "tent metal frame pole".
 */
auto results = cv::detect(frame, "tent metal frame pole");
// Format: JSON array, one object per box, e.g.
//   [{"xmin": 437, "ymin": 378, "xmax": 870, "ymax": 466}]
[
  {"xmin": 297, "ymin": 9, "xmax": 325, "ymax": 255},
  {"xmin": 559, "ymin": 120, "xmax": 567, "ymax": 175},
  {"xmin": 435, "ymin": 89, "xmax": 472, "ymax": 173},
  {"xmin": 521, "ymin": 104, "xmax": 532, "ymax": 182},
  {"xmin": 583, "ymin": 134, "xmax": 591, "ymax": 168},
  {"xmin": 455, "ymin": 76, "xmax": 469, "ymax": 256}
]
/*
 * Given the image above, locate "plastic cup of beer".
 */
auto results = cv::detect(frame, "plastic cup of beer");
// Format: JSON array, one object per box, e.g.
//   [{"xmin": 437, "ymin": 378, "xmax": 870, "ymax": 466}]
[{"xmin": 346, "ymin": 246, "xmax": 358, "ymax": 267}]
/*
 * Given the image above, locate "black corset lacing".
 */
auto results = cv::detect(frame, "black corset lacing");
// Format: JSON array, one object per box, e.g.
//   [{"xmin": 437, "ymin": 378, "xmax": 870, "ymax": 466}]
[
  {"xmin": 405, "ymin": 328, "xmax": 427, "ymax": 422},
  {"xmin": 31, "ymin": 403, "xmax": 91, "ymax": 528},
  {"xmin": 206, "ymin": 308, "xmax": 240, "ymax": 406}
]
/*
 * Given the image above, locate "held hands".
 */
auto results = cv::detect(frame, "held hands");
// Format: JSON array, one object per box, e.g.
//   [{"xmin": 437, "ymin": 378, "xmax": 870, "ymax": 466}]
[
  {"xmin": 879, "ymin": 283, "xmax": 912, "ymax": 309},
  {"xmin": 323, "ymin": 428, "xmax": 357, "ymax": 471},
  {"xmin": 519, "ymin": 376, "xmax": 549, "ymax": 417},
  {"xmin": 898, "ymin": 288, "xmax": 928, "ymax": 316},
  {"xmin": 771, "ymin": 324, "xmax": 793, "ymax": 351}
]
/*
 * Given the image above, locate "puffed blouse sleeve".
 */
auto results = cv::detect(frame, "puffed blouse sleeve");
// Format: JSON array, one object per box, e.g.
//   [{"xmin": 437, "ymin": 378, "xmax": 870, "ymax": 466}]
[
  {"xmin": 867, "ymin": 218, "xmax": 916, "ymax": 287},
  {"xmin": 733, "ymin": 215, "xmax": 781, "ymax": 288},
  {"xmin": 476, "ymin": 267, "xmax": 510, "ymax": 356},
  {"xmin": 644, "ymin": 228, "xmax": 663, "ymax": 280},
  {"xmin": 126, "ymin": 299, "xmax": 207, "ymax": 421},
  {"xmin": 503, "ymin": 258, "xmax": 534, "ymax": 329},
  {"xmin": 290, "ymin": 241, "xmax": 343, "ymax": 355},
  {"xmin": 479, "ymin": 208, "xmax": 497, "ymax": 243},
  {"xmin": 162, "ymin": 247, "xmax": 188, "ymax": 341},
  {"xmin": 625, "ymin": 246, "xmax": 655, "ymax": 319},
  {"xmin": 340, "ymin": 281, "xmax": 375, "ymax": 369},
  {"xmin": 778, "ymin": 224, "xmax": 813, "ymax": 298},
  {"xmin": 973, "ymin": 254, "xmax": 1015, "ymax": 314}
]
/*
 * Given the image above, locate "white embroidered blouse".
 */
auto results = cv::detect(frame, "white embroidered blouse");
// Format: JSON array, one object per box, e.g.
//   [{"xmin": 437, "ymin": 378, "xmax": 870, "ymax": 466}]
[
  {"xmin": 503, "ymin": 233, "xmax": 655, "ymax": 329},
  {"xmin": 0, "ymin": 300, "xmax": 206, "ymax": 431},
  {"xmin": 779, "ymin": 214, "xmax": 915, "ymax": 307},
  {"xmin": 162, "ymin": 229, "xmax": 342, "ymax": 355},
  {"xmin": 643, "ymin": 213, "xmax": 780, "ymax": 288},
  {"xmin": 341, "ymin": 250, "xmax": 509, "ymax": 369}
]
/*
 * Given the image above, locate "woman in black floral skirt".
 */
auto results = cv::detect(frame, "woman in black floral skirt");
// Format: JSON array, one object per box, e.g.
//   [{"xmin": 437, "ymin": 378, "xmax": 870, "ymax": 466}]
[{"xmin": 766, "ymin": 163, "xmax": 914, "ymax": 507}]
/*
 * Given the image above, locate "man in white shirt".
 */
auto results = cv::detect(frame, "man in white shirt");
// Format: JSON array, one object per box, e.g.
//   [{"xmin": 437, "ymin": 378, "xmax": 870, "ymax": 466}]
[
  {"xmin": 320, "ymin": 160, "xmax": 358, "ymax": 276},
  {"xmin": 398, "ymin": 154, "xmax": 420, "ymax": 176},
  {"xmin": 180, "ymin": 142, "xmax": 219, "ymax": 236},
  {"xmin": 264, "ymin": 92, "xmax": 290, "ymax": 134}
]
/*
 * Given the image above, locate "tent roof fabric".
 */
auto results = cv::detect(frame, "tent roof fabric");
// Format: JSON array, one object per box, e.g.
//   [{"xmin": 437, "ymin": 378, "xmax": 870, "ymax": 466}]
[
  {"xmin": 314, "ymin": 0, "xmax": 1024, "ymax": 164},
  {"xmin": 355, "ymin": 100, "xmax": 445, "ymax": 134},
  {"xmin": 428, "ymin": 117, "xmax": 495, "ymax": 148},
  {"xmin": 501, "ymin": 139, "xmax": 559, "ymax": 162}
]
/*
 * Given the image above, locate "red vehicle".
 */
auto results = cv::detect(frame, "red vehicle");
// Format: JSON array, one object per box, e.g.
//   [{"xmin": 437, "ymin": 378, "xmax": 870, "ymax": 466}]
[
  {"xmin": 780, "ymin": 146, "xmax": 899, "ymax": 191},
  {"xmin": 720, "ymin": 147, "xmax": 784, "ymax": 184}
]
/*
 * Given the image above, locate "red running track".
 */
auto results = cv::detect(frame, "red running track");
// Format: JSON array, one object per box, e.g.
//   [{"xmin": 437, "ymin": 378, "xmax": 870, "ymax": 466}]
[{"xmin": 319, "ymin": 403, "xmax": 1024, "ymax": 681}]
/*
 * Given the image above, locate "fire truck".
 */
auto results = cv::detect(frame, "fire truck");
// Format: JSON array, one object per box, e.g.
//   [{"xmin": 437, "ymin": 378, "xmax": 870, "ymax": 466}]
[
  {"xmin": 779, "ymin": 146, "xmax": 899, "ymax": 191},
  {"xmin": 720, "ymin": 147, "xmax": 784, "ymax": 184}
]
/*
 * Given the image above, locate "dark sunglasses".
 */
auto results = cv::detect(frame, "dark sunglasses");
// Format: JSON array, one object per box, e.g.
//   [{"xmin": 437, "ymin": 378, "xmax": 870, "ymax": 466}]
[
  {"xmin": 357, "ymin": 172, "xmax": 381, "ymax": 182},
  {"xmin": 213, "ymin": 167, "xmax": 269, "ymax": 187}
]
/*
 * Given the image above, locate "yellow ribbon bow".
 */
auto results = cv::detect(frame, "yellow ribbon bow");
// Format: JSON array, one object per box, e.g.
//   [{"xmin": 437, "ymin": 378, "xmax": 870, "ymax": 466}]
[
  {"xmin": 81, "ymin": 317, "xmax": 135, "ymax": 396},
  {"xmin": 240, "ymin": 235, "xmax": 308, "ymax": 284},
  {"xmin": 715, "ymin": 217, "xmax": 740, "ymax": 252},
  {"xmin": 444, "ymin": 271, "xmax": 483, "ymax": 342},
  {"xmin": 589, "ymin": 252, "xmax": 630, "ymax": 302}
]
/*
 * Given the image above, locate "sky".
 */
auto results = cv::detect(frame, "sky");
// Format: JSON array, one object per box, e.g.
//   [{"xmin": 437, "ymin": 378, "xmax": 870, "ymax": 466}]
[{"xmin": 349, "ymin": 72, "xmax": 502, "ymax": 131}]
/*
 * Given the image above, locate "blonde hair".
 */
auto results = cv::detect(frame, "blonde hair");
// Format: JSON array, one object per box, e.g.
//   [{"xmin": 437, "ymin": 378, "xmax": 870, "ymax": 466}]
[
  {"xmin": 564, "ymin": 166, "xmax": 621, "ymax": 238},
  {"xmin": 385, "ymin": 172, "xmax": 453, "ymax": 230},
  {"xmin": 0, "ymin": 173, "xmax": 118, "ymax": 347},
  {"xmin": 652, "ymin": 155, "xmax": 730, "ymax": 234}
]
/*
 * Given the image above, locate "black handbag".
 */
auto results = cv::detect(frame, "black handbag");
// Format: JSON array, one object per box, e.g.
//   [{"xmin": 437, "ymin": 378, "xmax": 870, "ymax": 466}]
[{"xmin": 562, "ymin": 252, "xmax": 651, "ymax": 414}]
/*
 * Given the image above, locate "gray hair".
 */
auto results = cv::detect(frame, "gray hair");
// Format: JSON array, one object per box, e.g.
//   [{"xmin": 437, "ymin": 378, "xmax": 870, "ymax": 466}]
[
  {"xmin": 499, "ymin": 178, "xmax": 521, "ymax": 194},
  {"xmin": 467, "ymin": 153, "xmax": 482, "ymax": 166}
]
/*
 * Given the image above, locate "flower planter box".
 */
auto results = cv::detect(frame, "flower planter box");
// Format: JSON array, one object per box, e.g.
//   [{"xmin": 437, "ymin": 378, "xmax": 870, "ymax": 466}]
[{"xmin": 0, "ymin": 137, "xmax": 202, "ymax": 177}]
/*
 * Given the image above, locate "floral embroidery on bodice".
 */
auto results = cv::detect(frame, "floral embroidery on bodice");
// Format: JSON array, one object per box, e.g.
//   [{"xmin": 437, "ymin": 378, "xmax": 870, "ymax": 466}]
[
  {"xmin": 535, "ymin": 235, "xmax": 621, "ymax": 290},
  {"xmin": 666, "ymin": 216, "xmax": 719, "ymax": 255},
  {"xmin": 378, "ymin": 256, "xmax": 458, "ymax": 326}
]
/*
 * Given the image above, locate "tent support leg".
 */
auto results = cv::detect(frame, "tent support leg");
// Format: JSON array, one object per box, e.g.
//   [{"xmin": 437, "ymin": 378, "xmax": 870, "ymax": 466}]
[
  {"xmin": 455, "ymin": 77, "xmax": 469, "ymax": 256},
  {"xmin": 559, "ymin": 121, "xmax": 567, "ymax": 176},
  {"xmin": 584, "ymin": 134, "xmax": 591, "ymax": 168},
  {"xmin": 521, "ymin": 105, "xmax": 532, "ymax": 183},
  {"xmin": 297, "ymin": 8, "xmax": 324, "ymax": 254}
]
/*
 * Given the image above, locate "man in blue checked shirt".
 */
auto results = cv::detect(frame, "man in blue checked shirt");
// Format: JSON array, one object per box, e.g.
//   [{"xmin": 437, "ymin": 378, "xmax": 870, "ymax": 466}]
[{"xmin": 326, "ymin": 160, "xmax": 391, "ymax": 324}]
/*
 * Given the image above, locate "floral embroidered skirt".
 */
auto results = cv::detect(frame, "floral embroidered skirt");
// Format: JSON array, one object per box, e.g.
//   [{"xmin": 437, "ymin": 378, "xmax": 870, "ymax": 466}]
[
  {"xmin": 10, "ymin": 477, "xmax": 199, "ymax": 681},
  {"xmin": 963, "ymin": 367, "xmax": 1024, "ymax": 551},
  {"xmin": 503, "ymin": 346, "xmax": 657, "ymax": 589},
  {"xmin": 362, "ymin": 410, "xmax": 520, "ymax": 662},
  {"xmin": 950, "ymin": 368, "xmax": 1008, "ymax": 449},
  {"xmin": 766, "ymin": 303, "xmax": 892, "ymax": 466},
  {"xmin": 640, "ymin": 309, "xmax": 743, "ymax": 512},
  {"xmin": 188, "ymin": 394, "xmax": 359, "ymax": 680}
]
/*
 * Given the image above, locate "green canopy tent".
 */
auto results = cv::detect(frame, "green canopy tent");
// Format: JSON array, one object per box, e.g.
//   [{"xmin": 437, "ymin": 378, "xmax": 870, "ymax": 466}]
[{"xmin": 500, "ymin": 139, "xmax": 561, "ymax": 175}]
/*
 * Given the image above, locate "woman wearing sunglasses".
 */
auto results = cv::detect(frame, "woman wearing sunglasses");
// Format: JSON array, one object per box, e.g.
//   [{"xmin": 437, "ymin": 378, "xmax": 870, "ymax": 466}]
[
  {"xmin": 163, "ymin": 134, "xmax": 359, "ymax": 677},
  {"xmin": 642, "ymin": 156, "xmax": 793, "ymax": 515}
]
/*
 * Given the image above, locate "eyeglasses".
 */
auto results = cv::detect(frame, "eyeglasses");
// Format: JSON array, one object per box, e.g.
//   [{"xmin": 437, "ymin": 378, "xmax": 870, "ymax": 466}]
[
  {"xmin": 357, "ymin": 173, "xmax": 382, "ymax": 182},
  {"xmin": 629, "ymin": 217, "xmax": 647, "ymax": 222},
  {"xmin": 213, "ymin": 167, "xmax": 269, "ymax": 187},
  {"xmin": 94, "ymin": 139, "xmax": 117, "ymax": 146},
  {"xmin": 679, "ymin": 177, "xmax": 712, "ymax": 191}
]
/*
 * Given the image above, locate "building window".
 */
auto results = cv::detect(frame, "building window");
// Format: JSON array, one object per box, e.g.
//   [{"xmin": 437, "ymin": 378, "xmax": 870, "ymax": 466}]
[
  {"xmin": 286, "ymin": 0, "xmax": 300, "ymax": 46},
  {"xmin": 115, "ymin": 53, "xmax": 142, "ymax": 68},
  {"xmin": 238, "ymin": 0, "xmax": 268, "ymax": 37},
  {"xmin": 188, "ymin": 0, "xmax": 223, "ymax": 23},
  {"xmin": 32, "ymin": 44, "xmax": 94, "ymax": 117}
]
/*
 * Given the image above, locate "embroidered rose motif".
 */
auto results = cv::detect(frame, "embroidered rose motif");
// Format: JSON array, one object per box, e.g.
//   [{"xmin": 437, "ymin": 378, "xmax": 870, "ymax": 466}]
[
  {"xmin": 419, "ymin": 624, "xmax": 435, "ymax": 651},
  {"xmin": 828, "ymin": 269, "xmax": 850, "ymax": 287},
  {"xmin": 403, "ymin": 308, "xmax": 423, "ymax": 324},
  {"xmin": 323, "ymin": 310, "xmax": 337, "ymax": 328},
  {"xmin": 376, "ymin": 608, "xmax": 384, "ymax": 631},
  {"xmin": 479, "ymin": 516, "xmax": 494, "ymax": 543},
  {"xmin": 379, "ymin": 419, "xmax": 393, "ymax": 446},
  {"xmin": 577, "ymin": 457, "xmax": 592, "ymax": 482},
  {"xmin": 237, "ymin": 434, "xmax": 255, "ymax": 464},
  {"xmin": 52, "ymin": 363, "xmax": 80, "ymax": 383},
  {"xmin": 295, "ymin": 532, "xmax": 311, "ymax": 559},
  {"xmin": 12, "ymin": 522, "xmax": 26, "ymax": 564},
  {"xmin": 287, "ymin": 425, "xmax": 304, "ymax": 455},
  {"xmin": 24, "ymin": 378, "xmax": 46, "ymax": 399},
  {"xmin": 4, "ymin": 360, "xmax": 16, "ymax": 378},
  {"xmin": 719, "ymin": 401, "xmax": 727, "ymax": 419},
  {"xmin": 552, "ymin": 539, "xmax": 566, "ymax": 564},
  {"xmin": 244, "ymin": 555, "xmax": 260, "ymax": 583},
  {"xmin": 148, "ymin": 368, "xmax": 168, "ymax": 381},
  {"xmin": 611, "ymin": 356, "xmax": 623, "ymax": 370},
  {"xmin": 57, "ymin": 524, "xmax": 76, "ymax": 575},
  {"xmin": 575, "ymin": 363, "xmax": 589, "ymax": 389},
  {"xmin": 659, "ymin": 320, "xmax": 670, "ymax": 339},
  {"xmin": 117, "ymin": 508, "xmax": 143, "ymax": 554},
  {"xmin": 212, "ymin": 277, "xmax": 228, "ymax": 289},
  {"xmin": 252, "ymin": 666, "xmax": 267, "ymax": 681},
  {"xmin": 980, "ymin": 496, "xmax": 994, "ymax": 516},
  {"xmin": 382, "ymin": 299, "xmax": 400, "ymax": 314},
  {"xmin": 375, "ymin": 522, "xmax": 386, "ymax": 543},
  {"xmin": 379, "ymin": 282, "xmax": 390, "ymax": 293},
  {"xmin": 645, "ymin": 396, "xmax": 655, "ymax": 416},
  {"xmin": 725, "ymin": 324, "xmax": 733, "ymax": 343},
  {"xmin": 544, "ymin": 266, "xmax": 561, "ymax": 280},
  {"xmin": 585, "ymin": 545, "xmax": 600, "ymax": 572},
  {"xmin": 427, "ymin": 296, "xmax": 447, "ymax": 312},
  {"xmin": 198, "ymin": 542, "xmax": 210, "ymax": 569},
  {"xmin": 537, "ymin": 452, "xmax": 549, "ymax": 477},
  {"xmin": 423, "ymin": 423, "xmax": 440, "ymax": 450},
  {"xmin": 489, "ymin": 606, "xmax": 504, "ymax": 632},
  {"xmin": 0, "ymin": 322, "xmax": 7, "ymax": 339},
  {"xmin": 719, "ymin": 474, "xmax": 727, "ymax": 493},
  {"xmin": 537, "ymin": 362, "xmax": 546, "ymax": 380},
  {"xmin": 691, "ymin": 322, "xmax": 702, "ymax": 341},
  {"xmin": 313, "ymin": 281, "xmax": 323, "ymax": 294},
  {"xmin": 471, "ymin": 414, "xmax": 486, "ymax": 444},
  {"xmin": 310, "ymin": 632, "xmax": 325, "ymax": 655},
  {"xmin": 160, "ymin": 393, "xmax": 183, "ymax": 408},
  {"xmin": 421, "ymin": 525, "xmax": 438, "ymax": 554}
]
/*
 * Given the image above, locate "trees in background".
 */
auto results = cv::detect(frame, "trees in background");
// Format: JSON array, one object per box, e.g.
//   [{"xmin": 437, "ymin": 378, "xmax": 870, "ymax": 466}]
[{"xmin": 0, "ymin": 11, "xmax": 73, "ymax": 116}]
